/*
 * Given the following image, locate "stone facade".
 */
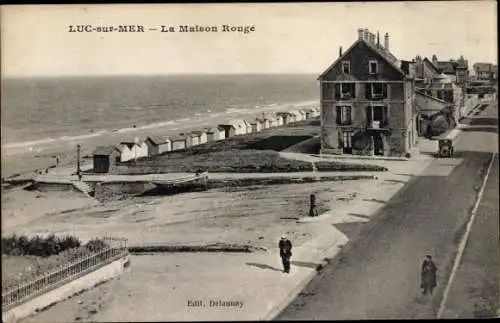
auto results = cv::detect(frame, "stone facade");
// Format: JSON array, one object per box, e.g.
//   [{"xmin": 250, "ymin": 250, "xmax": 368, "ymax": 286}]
[{"xmin": 319, "ymin": 29, "xmax": 417, "ymax": 157}]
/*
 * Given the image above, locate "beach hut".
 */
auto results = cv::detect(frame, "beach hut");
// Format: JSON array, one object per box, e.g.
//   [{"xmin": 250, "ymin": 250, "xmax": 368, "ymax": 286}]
[
  {"xmin": 256, "ymin": 117, "xmax": 270, "ymax": 129},
  {"xmin": 171, "ymin": 136, "xmax": 187, "ymax": 151},
  {"xmin": 231, "ymin": 119, "xmax": 247, "ymax": 135},
  {"xmin": 290, "ymin": 110, "xmax": 304, "ymax": 122},
  {"xmin": 250, "ymin": 120, "xmax": 263, "ymax": 133},
  {"xmin": 145, "ymin": 135, "xmax": 172, "ymax": 157},
  {"xmin": 243, "ymin": 120, "xmax": 253, "ymax": 134},
  {"xmin": 118, "ymin": 141, "xmax": 139, "ymax": 162},
  {"xmin": 274, "ymin": 114, "xmax": 284, "ymax": 126},
  {"xmin": 218, "ymin": 124, "xmax": 236, "ymax": 138},
  {"xmin": 92, "ymin": 146, "xmax": 121, "ymax": 173},
  {"xmin": 205, "ymin": 127, "xmax": 221, "ymax": 142},
  {"xmin": 264, "ymin": 114, "xmax": 277, "ymax": 128},
  {"xmin": 216, "ymin": 126, "xmax": 227, "ymax": 140},
  {"xmin": 276, "ymin": 112, "xmax": 294, "ymax": 125},
  {"xmin": 298, "ymin": 110, "xmax": 308, "ymax": 120},
  {"xmin": 184, "ymin": 132, "xmax": 200, "ymax": 147},
  {"xmin": 191, "ymin": 130, "xmax": 208, "ymax": 144}
]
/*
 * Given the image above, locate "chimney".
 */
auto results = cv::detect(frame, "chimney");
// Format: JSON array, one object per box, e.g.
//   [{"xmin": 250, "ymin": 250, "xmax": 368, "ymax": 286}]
[
  {"xmin": 384, "ymin": 32, "xmax": 389, "ymax": 51},
  {"xmin": 357, "ymin": 28, "xmax": 364, "ymax": 40},
  {"xmin": 377, "ymin": 32, "xmax": 380, "ymax": 46},
  {"xmin": 339, "ymin": 46, "xmax": 343, "ymax": 57},
  {"xmin": 364, "ymin": 28, "xmax": 369, "ymax": 41},
  {"xmin": 371, "ymin": 33, "xmax": 376, "ymax": 44}
]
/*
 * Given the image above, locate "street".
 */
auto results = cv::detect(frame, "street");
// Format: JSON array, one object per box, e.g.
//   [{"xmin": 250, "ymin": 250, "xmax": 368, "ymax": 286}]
[{"xmin": 277, "ymin": 102, "xmax": 498, "ymax": 320}]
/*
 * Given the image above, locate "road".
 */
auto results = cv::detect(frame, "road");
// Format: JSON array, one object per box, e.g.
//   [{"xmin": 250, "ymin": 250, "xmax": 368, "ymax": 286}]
[{"xmin": 277, "ymin": 102, "xmax": 498, "ymax": 320}]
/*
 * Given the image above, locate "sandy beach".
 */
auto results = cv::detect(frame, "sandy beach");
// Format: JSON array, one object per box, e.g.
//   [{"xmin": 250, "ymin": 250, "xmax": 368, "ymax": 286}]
[{"xmin": 1, "ymin": 100, "xmax": 318, "ymax": 178}]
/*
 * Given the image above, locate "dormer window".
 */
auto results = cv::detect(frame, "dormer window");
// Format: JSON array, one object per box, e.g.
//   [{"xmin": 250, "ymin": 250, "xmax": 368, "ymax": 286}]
[
  {"xmin": 342, "ymin": 61, "xmax": 350, "ymax": 74},
  {"xmin": 369, "ymin": 60, "xmax": 378, "ymax": 74}
]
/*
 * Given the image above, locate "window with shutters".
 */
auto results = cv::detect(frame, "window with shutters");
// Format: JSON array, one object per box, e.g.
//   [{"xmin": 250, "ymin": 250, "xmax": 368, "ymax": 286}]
[
  {"xmin": 366, "ymin": 104, "xmax": 388, "ymax": 128},
  {"xmin": 365, "ymin": 83, "xmax": 388, "ymax": 100},
  {"xmin": 335, "ymin": 82, "xmax": 356, "ymax": 100},
  {"xmin": 336, "ymin": 105, "xmax": 352, "ymax": 125}
]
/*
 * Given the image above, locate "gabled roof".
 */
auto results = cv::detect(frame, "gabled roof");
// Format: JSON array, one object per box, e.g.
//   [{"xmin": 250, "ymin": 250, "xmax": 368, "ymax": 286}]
[
  {"xmin": 191, "ymin": 130, "xmax": 206, "ymax": 135},
  {"xmin": 119, "ymin": 142, "xmax": 139, "ymax": 150},
  {"xmin": 422, "ymin": 58, "xmax": 441, "ymax": 74},
  {"xmin": 93, "ymin": 146, "xmax": 120, "ymax": 156},
  {"xmin": 318, "ymin": 39, "xmax": 404, "ymax": 80},
  {"xmin": 146, "ymin": 135, "xmax": 170, "ymax": 145},
  {"xmin": 435, "ymin": 61, "xmax": 456, "ymax": 74}
]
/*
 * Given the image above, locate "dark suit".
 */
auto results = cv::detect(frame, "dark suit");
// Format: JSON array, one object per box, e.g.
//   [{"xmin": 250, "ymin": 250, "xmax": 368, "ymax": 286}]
[{"xmin": 279, "ymin": 238, "xmax": 293, "ymax": 273}]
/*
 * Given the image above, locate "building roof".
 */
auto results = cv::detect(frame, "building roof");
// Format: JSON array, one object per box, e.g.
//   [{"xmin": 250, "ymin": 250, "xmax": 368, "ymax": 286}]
[
  {"xmin": 473, "ymin": 62, "xmax": 494, "ymax": 72},
  {"xmin": 191, "ymin": 130, "xmax": 206, "ymax": 135},
  {"xmin": 435, "ymin": 61, "xmax": 456, "ymax": 74},
  {"xmin": 146, "ymin": 135, "xmax": 171, "ymax": 145},
  {"xmin": 170, "ymin": 135, "xmax": 186, "ymax": 141},
  {"xmin": 318, "ymin": 38, "xmax": 405, "ymax": 80},
  {"xmin": 423, "ymin": 58, "xmax": 441, "ymax": 74},
  {"xmin": 205, "ymin": 127, "xmax": 219, "ymax": 133},
  {"xmin": 93, "ymin": 146, "xmax": 120, "ymax": 156},
  {"xmin": 415, "ymin": 90, "xmax": 448, "ymax": 106}
]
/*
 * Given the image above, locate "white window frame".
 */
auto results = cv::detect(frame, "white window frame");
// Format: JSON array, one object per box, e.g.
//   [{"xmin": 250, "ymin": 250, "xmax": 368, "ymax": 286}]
[
  {"xmin": 341, "ymin": 61, "xmax": 350, "ymax": 74},
  {"xmin": 369, "ymin": 60, "xmax": 378, "ymax": 74},
  {"xmin": 336, "ymin": 104, "xmax": 353, "ymax": 125}
]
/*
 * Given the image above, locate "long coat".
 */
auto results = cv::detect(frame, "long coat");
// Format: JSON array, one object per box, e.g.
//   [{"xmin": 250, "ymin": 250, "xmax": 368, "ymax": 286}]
[
  {"xmin": 421, "ymin": 259, "xmax": 437, "ymax": 288},
  {"xmin": 279, "ymin": 239, "xmax": 292, "ymax": 258}
]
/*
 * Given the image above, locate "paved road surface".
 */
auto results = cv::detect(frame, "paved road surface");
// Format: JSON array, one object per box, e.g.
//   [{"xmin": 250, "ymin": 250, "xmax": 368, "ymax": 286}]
[{"xmin": 277, "ymin": 103, "xmax": 498, "ymax": 320}]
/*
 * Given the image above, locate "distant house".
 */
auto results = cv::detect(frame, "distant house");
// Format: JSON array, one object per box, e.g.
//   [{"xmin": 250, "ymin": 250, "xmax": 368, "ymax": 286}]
[
  {"xmin": 305, "ymin": 109, "xmax": 314, "ymax": 119},
  {"xmin": 145, "ymin": 135, "xmax": 171, "ymax": 157},
  {"xmin": 191, "ymin": 130, "xmax": 208, "ymax": 144},
  {"xmin": 92, "ymin": 146, "xmax": 121, "ymax": 174},
  {"xmin": 250, "ymin": 120, "xmax": 263, "ymax": 133},
  {"xmin": 298, "ymin": 110, "xmax": 308, "ymax": 120},
  {"xmin": 473, "ymin": 62, "xmax": 497, "ymax": 81},
  {"xmin": 206, "ymin": 127, "xmax": 223, "ymax": 141},
  {"xmin": 171, "ymin": 136, "xmax": 187, "ymax": 151},
  {"xmin": 216, "ymin": 126, "xmax": 227, "ymax": 140},
  {"xmin": 218, "ymin": 124, "xmax": 236, "ymax": 138},
  {"xmin": 118, "ymin": 138, "xmax": 147, "ymax": 162}
]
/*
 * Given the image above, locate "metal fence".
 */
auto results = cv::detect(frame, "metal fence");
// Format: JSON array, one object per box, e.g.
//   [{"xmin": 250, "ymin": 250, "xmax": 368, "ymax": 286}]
[{"xmin": 2, "ymin": 237, "xmax": 129, "ymax": 311}]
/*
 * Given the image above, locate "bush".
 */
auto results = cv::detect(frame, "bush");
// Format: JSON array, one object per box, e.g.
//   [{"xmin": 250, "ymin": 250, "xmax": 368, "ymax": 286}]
[
  {"xmin": 85, "ymin": 238, "xmax": 109, "ymax": 252},
  {"xmin": 1, "ymin": 234, "xmax": 82, "ymax": 258}
]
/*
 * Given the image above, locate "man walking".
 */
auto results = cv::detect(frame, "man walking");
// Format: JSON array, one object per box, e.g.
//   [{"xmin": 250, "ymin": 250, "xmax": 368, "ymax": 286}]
[
  {"xmin": 279, "ymin": 235, "xmax": 293, "ymax": 274},
  {"xmin": 421, "ymin": 255, "xmax": 438, "ymax": 295}
]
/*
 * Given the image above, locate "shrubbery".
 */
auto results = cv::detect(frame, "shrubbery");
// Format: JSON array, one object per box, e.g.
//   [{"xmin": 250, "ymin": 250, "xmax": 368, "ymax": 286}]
[{"xmin": 1, "ymin": 234, "xmax": 110, "ymax": 257}]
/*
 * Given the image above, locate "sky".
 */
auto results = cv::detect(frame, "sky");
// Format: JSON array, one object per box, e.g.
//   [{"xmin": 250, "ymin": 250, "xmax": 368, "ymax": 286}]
[{"xmin": 1, "ymin": 2, "xmax": 497, "ymax": 77}]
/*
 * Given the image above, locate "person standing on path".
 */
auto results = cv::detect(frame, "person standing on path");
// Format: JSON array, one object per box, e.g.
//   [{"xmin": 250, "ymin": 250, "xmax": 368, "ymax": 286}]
[
  {"xmin": 421, "ymin": 255, "xmax": 438, "ymax": 295},
  {"xmin": 279, "ymin": 235, "xmax": 293, "ymax": 274}
]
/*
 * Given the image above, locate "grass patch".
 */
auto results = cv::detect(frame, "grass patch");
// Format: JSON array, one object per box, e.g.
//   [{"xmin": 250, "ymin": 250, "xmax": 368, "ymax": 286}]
[{"xmin": 117, "ymin": 150, "xmax": 315, "ymax": 174}]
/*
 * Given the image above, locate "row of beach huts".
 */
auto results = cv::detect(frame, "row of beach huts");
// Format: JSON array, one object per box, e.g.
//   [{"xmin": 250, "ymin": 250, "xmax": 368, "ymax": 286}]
[{"xmin": 92, "ymin": 107, "xmax": 320, "ymax": 173}]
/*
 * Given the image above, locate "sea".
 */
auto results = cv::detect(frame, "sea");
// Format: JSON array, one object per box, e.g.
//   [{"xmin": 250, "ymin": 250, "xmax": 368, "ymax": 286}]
[{"xmin": 1, "ymin": 74, "xmax": 318, "ymax": 149}]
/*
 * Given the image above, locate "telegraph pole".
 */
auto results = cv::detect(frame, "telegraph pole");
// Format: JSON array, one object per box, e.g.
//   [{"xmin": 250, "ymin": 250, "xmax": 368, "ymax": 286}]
[{"xmin": 76, "ymin": 144, "xmax": 81, "ymax": 179}]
